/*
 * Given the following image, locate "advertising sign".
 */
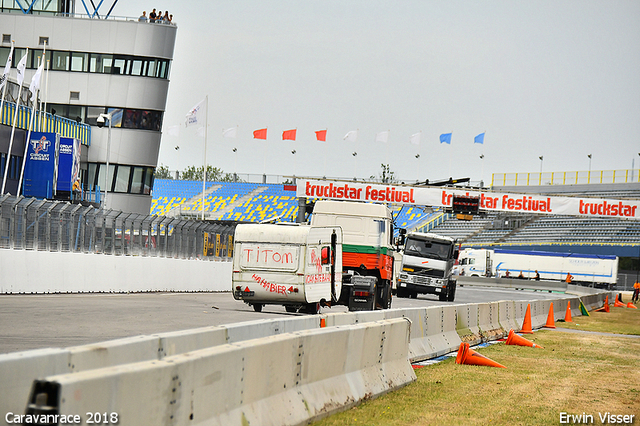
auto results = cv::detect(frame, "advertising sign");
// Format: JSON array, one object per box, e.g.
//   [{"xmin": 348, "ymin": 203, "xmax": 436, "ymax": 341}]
[
  {"xmin": 22, "ymin": 132, "xmax": 59, "ymax": 199},
  {"xmin": 57, "ymin": 137, "xmax": 81, "ymax": 192},
  {"xmin": 297, "ymin": 179, "xmax": 640, "ymax": 220}
]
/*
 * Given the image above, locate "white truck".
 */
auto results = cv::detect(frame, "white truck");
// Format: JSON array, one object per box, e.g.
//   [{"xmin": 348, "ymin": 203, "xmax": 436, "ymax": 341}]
[
  {"xmin": 395, "ymin": 232, "xmax": 459, "ymax": 301},
  {"xmin": 458, "ymin": 248, "xmax": 618, "ymax": 288},
  {"xmin": 232, "ymin": 223, "xmax": 343, "ymax": 314},
  {"xmin": 309, "ymin": 200, "xmax": 395, "ymax": 310}
]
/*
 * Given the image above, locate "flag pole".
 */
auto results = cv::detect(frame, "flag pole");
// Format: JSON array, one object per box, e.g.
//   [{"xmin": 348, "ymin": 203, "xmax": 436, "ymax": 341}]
[
  {"xmin": 2, "ymin": 48, "xmax": 28, "ymax": 195},
  {"xmin": 202, "ymin": 95, "xmax": 208, "ymax": 221},
  {"xmin": 17, "ymin": 57, "xmax": 41, "ymax": 196},
  {"xmin": 0, "ymin": 41, "xmax": 14, "ymax": 130}
]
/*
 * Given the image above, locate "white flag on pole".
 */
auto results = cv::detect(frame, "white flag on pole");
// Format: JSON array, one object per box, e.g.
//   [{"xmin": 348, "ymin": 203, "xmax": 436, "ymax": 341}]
[
  {"xmin": 185, "ymin": 98, "xmax": 205, "ymax": 127},
  {"xmin": 16, "ymin": 53, "xmax": 27, "ymax": 86},
  {"xmin": 166, "ymin": 124, "xmax": 180, "ymax": 136},
  {"xmin": 375, "ymin": 131, "xmax": 389, "ymax": 143},
  {"xmin": 222, "ymin": 127, "xmax": 237, "ymax": 138},
  {"xmin": 0, "ymin": 44, "xmax": 13, "ymax": 91},
  {"xmin": 29, "ymin": 60, "xmax": 44, "ymax": 102},
  {"xmin": 343, "ymin": 130, "xmax": 358, "ymax": 142},
  {"xmin": 410, "ymin": 131, "xmax": 421, "ymax": 146}
]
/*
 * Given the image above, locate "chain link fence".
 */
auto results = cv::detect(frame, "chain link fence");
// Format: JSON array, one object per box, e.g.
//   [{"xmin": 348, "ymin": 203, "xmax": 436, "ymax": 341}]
[{"xmin": 0, "ymin": 195, "xmax": 235, "ymax": 260}]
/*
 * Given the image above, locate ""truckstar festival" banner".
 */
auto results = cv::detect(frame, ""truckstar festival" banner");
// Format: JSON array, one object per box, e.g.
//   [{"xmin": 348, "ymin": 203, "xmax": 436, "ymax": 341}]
[{"xmin": 297, "ymin": 179, "xmax": 640, "ymax": 220}]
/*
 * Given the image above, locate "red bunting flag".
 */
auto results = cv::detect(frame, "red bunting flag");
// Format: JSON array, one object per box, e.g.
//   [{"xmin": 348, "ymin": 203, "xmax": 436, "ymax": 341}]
[
  {"xmin": 282, "ymin": 129, "xmax": 297, "ymax": 140},
  {"xmin": 253, "ymin": 128, "xmax": 267, "ymax": 140},
  {"xmin": 315, "ymin": 130, "xmax": 327, "ymax": 142}
]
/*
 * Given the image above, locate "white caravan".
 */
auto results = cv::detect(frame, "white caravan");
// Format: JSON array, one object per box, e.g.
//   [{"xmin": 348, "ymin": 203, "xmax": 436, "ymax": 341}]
[{"xmin": 232, "ymin": 223, "xmax": 343, "ymax": 313}]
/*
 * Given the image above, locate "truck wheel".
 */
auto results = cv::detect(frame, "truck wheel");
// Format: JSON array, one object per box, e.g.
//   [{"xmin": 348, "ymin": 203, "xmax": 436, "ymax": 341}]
[
  {"xmin": 439, "ymin": 291, "xmax": 447, "ymax": 302},
  {"xmin": 379, "ymin": 282, "xmax": 392, "ymax": 309},
  {"xmin": 253, "ymin": 303, "xmax": 263, "ymax": 312},
  {"xmin": 447, "ymin": 283, "xmax": 457, "ymax": 302},
  {"xmin": 397, "ymin": 287, "xmax": 408, "ymax": 298},
  {"xmin": 410, "ymin": 291, "xmax": 418, "ymax": 299}
]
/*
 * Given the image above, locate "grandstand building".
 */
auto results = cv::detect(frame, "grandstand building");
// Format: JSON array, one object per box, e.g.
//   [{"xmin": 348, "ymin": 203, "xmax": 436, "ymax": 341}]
[{"xmin": 0, "ymin": 1, "xmax": 176, "ymax": 214}]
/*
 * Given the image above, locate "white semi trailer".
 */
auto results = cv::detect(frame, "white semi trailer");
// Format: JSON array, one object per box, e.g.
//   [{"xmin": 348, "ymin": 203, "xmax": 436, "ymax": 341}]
[{"xmin": 458, "ymin": 248, "xmax": 618, "ymax": 288}]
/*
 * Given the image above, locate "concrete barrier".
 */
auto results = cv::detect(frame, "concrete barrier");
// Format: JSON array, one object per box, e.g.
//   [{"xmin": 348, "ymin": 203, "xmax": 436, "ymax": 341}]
[
  {"xmin": 0, "ymin": 251, "xmax": 232, "ymax": 293},
  {"xmin": 498, "ymin": 300, "xmax": 519, "ymax": 332},
  {"xmin": 1, "ymin": 290, "xmax": 613, "ymax": 422},
  {"xmin": 0, "ymin": 349, "xmax": 69, "ymax": 425},
  {"xmin": 476, "ymin": 302, "xmax": 506, "ymax": 341},
  {"xmin": 455, "ymin": 303, "xmax": 482, "ymax": 345},
  {"xmin": 23, "ymin": 319, "xmax": 415, "ymax": 426}
]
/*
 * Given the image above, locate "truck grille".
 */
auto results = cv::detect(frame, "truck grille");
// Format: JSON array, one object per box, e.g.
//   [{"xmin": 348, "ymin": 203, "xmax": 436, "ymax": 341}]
[{"xmin": 413, "ymin": 276, "xmax": 432, "ymax": 285}]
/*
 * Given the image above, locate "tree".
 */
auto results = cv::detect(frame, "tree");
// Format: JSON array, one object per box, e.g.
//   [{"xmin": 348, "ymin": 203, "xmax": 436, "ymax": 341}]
[
  {"xmin": 154, "ymin": 164, "xmax": 173, "ymax": 179},
  {"xmin": 180, "ymin": 165, "xmax": 236, "ymax": 182},
  {"xmin": 371, "ymin": 163, "xmax": 397, "ymax": 184}
]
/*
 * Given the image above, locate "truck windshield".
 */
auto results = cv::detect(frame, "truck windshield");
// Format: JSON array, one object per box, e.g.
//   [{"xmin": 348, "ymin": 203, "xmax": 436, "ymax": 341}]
[{"xmin": 405, "ymin": 237, "xmax": 451, "ymax": 260}]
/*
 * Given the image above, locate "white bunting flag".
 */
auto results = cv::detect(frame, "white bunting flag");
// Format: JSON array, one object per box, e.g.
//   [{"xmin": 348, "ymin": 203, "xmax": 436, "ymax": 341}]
[
  {"xmin": 223, "ymin": 127, "xmax": 237, "ymax": 138},
  {"xmin": 410, "ymin": 132, "xmax": 421, "ymax": 146},
  {"xmin": 343, "ymin": 130, "xmax": 358, "ymax": 142},
  {"xmin": 375, "ymin": 131, "xmax": 389, "ymax": 143}
]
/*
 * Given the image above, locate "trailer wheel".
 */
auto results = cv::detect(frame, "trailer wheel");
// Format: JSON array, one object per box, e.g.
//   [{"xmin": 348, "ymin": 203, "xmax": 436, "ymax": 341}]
[
  {"xmin": 304, "ymin": 302, "xmax": 321, "ymax": 314},
  {"xmin": 253, "ymin": 303, "xmax": 263, "ymax": 312}
]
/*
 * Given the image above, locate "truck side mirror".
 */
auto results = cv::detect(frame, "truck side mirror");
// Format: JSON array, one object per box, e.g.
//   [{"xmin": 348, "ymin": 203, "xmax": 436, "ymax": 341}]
[{"xmin": 454, "ymin": 249, "xmax": 459, "ymax": 260}]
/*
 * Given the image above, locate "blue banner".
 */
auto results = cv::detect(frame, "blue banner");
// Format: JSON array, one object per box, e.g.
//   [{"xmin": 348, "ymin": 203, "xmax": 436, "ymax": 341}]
[
  {"xmin": 23, "ymin": 132, "xmax": 59, "ymax": 199},
  {"xmin": 57, "ymin": 137, "xmax": 81, "ymax": 192},
  {"xmin": 474, "ymin": 132, "xmax": 485, "ymax": 144},
  {"xmin": 440, "ymin": 133, "xmax": 452, "ymax": 144}
]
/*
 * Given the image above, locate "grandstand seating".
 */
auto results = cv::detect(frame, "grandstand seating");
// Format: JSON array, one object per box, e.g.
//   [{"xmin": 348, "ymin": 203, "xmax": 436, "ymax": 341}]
[{"xmin": 430, "ymin": 213, "xmax": 640, "ymax": 249}]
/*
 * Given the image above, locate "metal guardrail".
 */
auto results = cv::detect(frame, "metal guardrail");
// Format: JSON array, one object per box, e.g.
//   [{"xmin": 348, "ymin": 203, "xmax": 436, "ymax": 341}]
[
  {"xmin": 492, "ymin": 169, "xmax": 640, "ymax": 187},
  {"xmin": 0, "ymin": 195, "xmax": 235, "ymax": 259}
]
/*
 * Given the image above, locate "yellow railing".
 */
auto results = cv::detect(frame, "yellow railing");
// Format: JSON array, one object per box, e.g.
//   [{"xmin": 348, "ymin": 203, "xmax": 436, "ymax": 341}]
[
  {"xmin": 491, "ymin": 169, "xmax": 640, "ymax": 187},
  {"xmin": 0, "ymin": 100, "xmax": 91, "ymax": 146}
]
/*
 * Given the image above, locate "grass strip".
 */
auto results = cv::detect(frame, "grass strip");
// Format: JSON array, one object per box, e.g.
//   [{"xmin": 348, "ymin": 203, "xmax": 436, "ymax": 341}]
[{"xmin": 314, "ymin": 307, "xmax": 640, "ymax": 426}]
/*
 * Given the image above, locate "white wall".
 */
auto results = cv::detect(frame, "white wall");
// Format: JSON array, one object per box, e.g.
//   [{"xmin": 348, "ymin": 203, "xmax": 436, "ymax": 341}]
[{"xmin": 0, "ymin": 251, "xmax": 231, "ymax": 293}]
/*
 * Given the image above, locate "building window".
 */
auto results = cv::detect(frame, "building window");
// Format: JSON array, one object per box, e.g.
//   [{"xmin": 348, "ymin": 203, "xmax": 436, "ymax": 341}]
[
  {"xmin": 3, "ymin": 34, "xmax": 12, "ymax": 44},
  {"xmin": 71, "ymin": 52, "xmax": 88, "ymax": 72},
  {"xmin": 52, "ymin": 51, "xmax": 69, "ymax": 71},
  {"xmin": 89, "ymin": 53, "xmax": 113, "ymax": 73},
  {"xmin": 115, "ymin": 165, "xmax": 131, "ymax": 192},
  {"xmin": 85, "ymin": 163, "xmax": 156, "ymax": 195},
  {"xmin": 39, "ymin": 37, "xmax": 49, "ymax": 46}
]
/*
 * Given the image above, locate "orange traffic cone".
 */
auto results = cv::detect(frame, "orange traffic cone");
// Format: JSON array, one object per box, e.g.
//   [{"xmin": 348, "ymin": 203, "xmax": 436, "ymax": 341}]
[
  {"xmin": 505, "ymin": 329, "xmax": 543, "ymax": 348},
  {"xmin": 564, "ymin": 301, "xmax": 573, "ymax": 322},
  {"xmin": 520, "ymin": 304, "xmax": 534, "ymax": 334},
  {"xmin": 455, "ymin": 342, "xmax": 506, "ymax": 368},
  {"xmin": 614, "ymin": 295, "xmax": 625, "ymax": 308},
  {"xmin": 594, "ymin": 296, "xmax": 610, "ymax": 313},
  {"xmin": 544, "ymin": 302, "xmax": 556, "ymax": 328},
  {"xmin": 627, "ymin": 303, "xmax": 638, "ymax": 309}
]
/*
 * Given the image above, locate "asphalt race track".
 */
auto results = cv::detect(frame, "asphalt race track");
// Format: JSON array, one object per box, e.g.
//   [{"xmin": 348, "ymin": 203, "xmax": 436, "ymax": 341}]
[{"xmin": 0, "ymin": 285, "xmax": 571, "ymax": 355}]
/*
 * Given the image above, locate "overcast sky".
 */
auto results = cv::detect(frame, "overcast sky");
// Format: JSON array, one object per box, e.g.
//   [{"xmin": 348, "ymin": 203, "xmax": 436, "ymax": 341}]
[{"xmin": 109, "ymin": 1, "xmax": 640, "ymax": 184}]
